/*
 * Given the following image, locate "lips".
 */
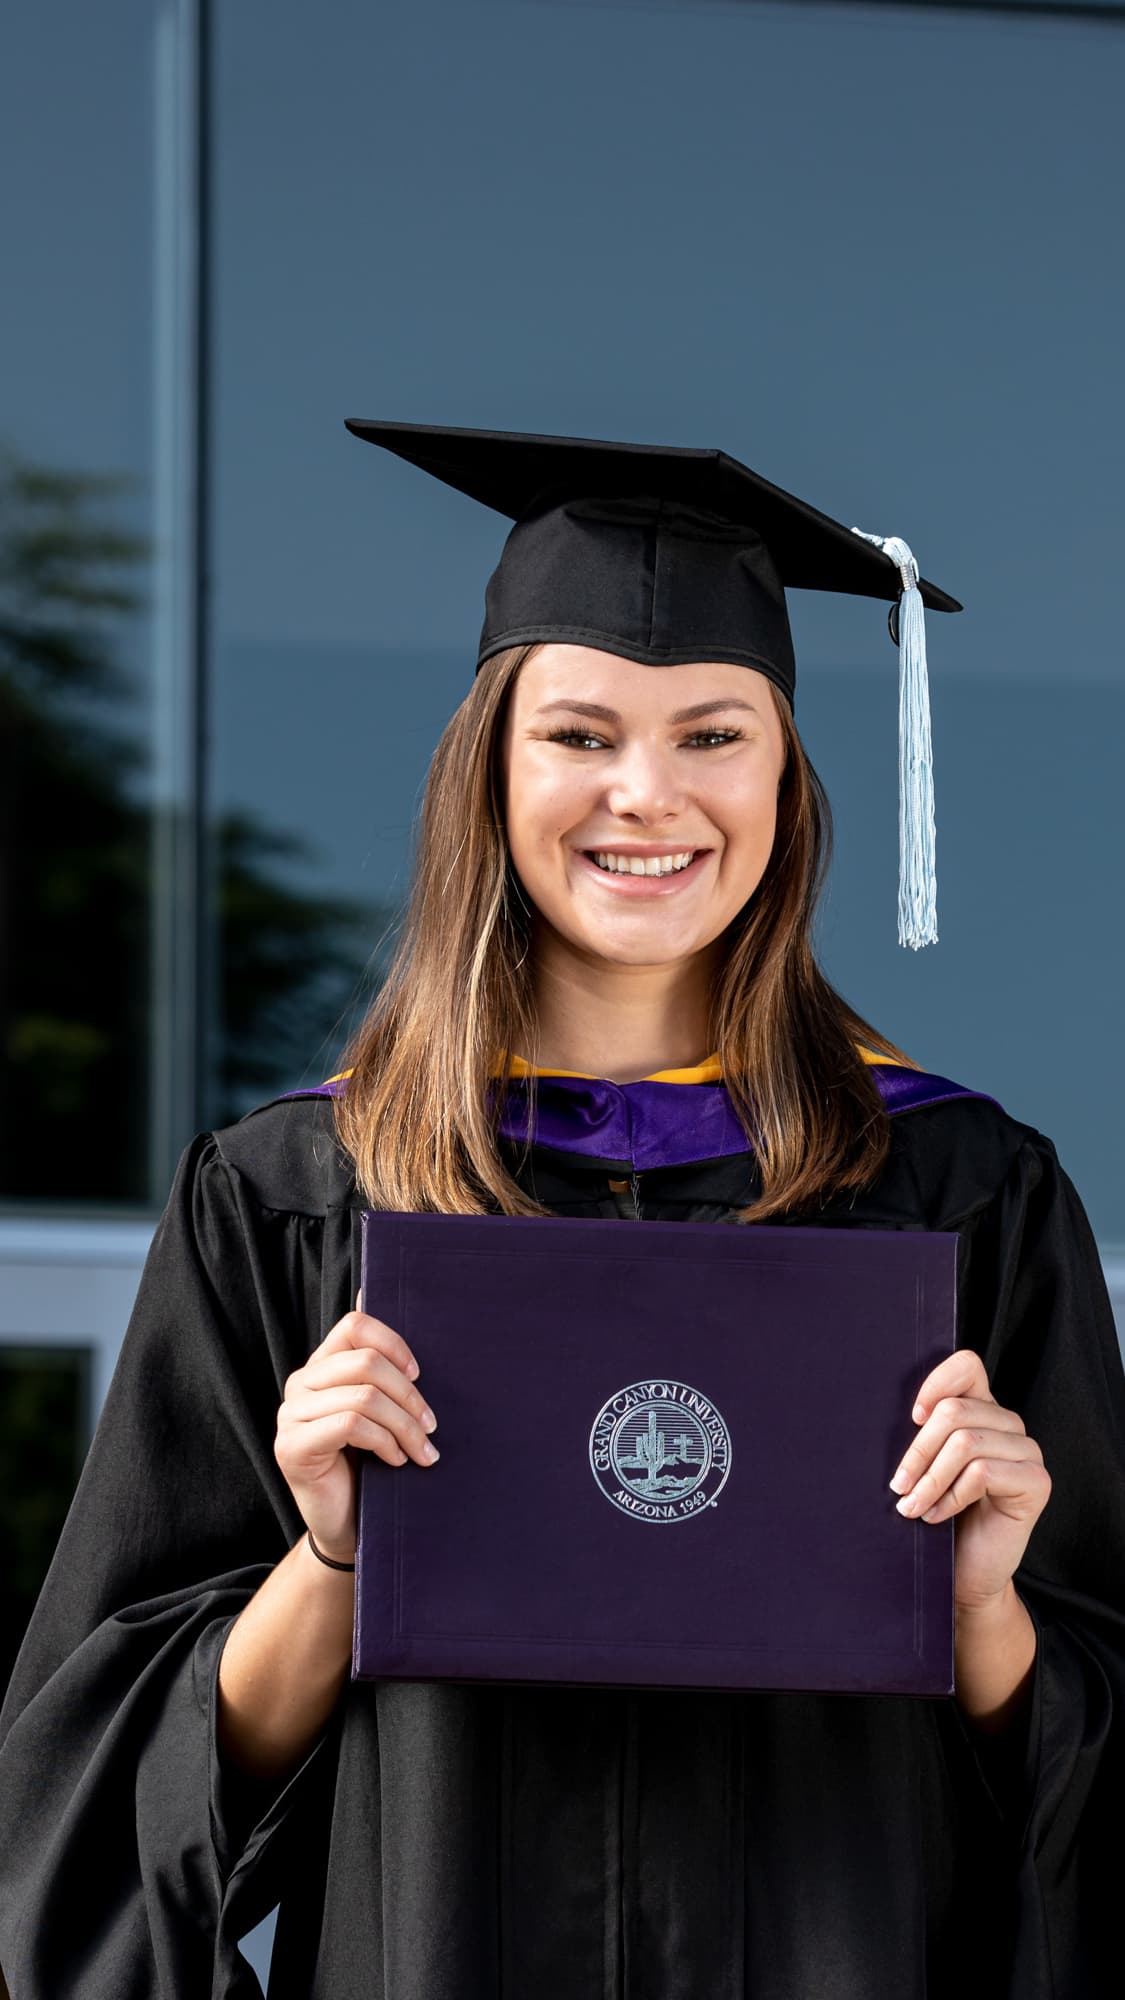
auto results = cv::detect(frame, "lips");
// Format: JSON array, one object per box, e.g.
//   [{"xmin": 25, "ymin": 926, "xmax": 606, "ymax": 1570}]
[{"xmin": 575, "ymin": 848, "xmax": 712, "ymax": 894}]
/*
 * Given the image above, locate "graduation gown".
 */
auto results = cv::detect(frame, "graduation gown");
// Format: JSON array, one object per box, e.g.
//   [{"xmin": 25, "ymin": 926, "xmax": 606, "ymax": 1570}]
[{"xmin": 1, "ymin": 1056, "xmax": 1124, "ymax": 2000}]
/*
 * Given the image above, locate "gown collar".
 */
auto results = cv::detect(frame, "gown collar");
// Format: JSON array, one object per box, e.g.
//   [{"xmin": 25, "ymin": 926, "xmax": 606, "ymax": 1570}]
[{"xmin": 294, "ymin": 1052, "xmax": 997, "ymax": 1175}]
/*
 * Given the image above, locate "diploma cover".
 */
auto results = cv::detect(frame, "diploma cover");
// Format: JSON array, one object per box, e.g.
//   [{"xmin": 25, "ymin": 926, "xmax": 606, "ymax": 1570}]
[{"xmin": 353, "ymin": 1212, "xmax": 957, "ymax": 1696}]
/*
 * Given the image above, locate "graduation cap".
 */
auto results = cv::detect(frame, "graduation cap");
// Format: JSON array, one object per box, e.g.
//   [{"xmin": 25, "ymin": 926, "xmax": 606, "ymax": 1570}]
[{"xmin": 345, "ymin": 418, "xmax": 963, "ymax": 949}]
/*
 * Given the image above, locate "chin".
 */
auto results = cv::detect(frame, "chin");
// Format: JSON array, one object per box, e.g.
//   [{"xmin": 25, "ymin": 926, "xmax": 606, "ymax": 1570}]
[{"xmin": 565, "ymin": 922, "xmax": 721, "ymax": 965}]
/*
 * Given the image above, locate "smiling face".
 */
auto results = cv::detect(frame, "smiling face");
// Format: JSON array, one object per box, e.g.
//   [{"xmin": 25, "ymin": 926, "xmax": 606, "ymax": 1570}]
[{"xmin": 499, "ymin": 643, "xmax": 788, "ymax": 981}]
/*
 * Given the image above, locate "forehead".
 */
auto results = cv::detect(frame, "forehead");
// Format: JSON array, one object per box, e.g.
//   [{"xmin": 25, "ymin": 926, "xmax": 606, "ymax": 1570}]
[{"xmin": 513, "ymin": 644, "xmax": 769, "ymax": 713}]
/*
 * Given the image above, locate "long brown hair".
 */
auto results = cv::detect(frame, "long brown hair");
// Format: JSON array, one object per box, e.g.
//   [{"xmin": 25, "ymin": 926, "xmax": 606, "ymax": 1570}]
[{"xmin": 334, "ymin": 643, "xmax": 920, "ymax": 1222}]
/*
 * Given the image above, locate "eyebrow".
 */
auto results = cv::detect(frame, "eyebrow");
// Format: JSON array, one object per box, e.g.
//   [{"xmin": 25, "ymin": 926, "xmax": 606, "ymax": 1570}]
[{"xmin": 533, "ymin": 697, "xmax": 759, "ymax": 724}]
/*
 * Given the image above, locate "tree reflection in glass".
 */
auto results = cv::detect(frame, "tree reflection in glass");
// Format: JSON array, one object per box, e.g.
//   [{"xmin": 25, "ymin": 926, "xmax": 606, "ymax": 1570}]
[{"xmin": 0, "ymin": 444, "xmax": 387, "ymax": 1202}]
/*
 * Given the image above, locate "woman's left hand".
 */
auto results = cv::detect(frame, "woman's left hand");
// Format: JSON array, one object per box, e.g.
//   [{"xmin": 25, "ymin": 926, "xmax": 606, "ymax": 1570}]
[{"xmin": 889, "ymin": 1348, "xmax": 1052, "ymax": 1613}]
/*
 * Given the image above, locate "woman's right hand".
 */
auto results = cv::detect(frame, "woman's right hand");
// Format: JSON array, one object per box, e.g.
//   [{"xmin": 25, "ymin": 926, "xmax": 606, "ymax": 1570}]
[{"xmin": 274, "ymin": 1302, "xmax": 439, "ymax": 1562}]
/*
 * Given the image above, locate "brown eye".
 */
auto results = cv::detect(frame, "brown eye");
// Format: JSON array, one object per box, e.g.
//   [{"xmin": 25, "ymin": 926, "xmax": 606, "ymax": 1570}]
[
  {"xmin": 544, "ymin": 727, "xmax": 606, "ymax": 749},
  {"xmin": 669, "ymin": 729, "xmax": 746, "ymax": 750}
]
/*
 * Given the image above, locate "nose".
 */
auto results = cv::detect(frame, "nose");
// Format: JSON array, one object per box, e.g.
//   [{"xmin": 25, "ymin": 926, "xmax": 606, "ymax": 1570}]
[{"xmin": 604, "ymin": 738, "xmax": 688, "ymax": 823}]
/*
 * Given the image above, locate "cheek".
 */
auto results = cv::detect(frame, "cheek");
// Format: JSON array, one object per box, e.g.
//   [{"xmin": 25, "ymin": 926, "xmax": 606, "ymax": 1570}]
[
  {"xmin": 715, "ymin": 767, "xmax": 781, "ymax": 845},
  {"xmin": 508, "ymin": 754, "xmax": 592, "ymax": 848}
]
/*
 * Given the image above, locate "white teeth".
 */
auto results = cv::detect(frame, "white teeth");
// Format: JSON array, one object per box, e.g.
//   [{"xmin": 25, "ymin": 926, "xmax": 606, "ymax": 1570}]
[{"xmin": 591, "ymin": 851, "xmax": 696, "ymax": 876}]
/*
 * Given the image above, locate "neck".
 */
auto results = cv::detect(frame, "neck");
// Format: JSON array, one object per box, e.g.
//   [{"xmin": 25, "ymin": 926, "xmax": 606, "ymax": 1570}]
[{"xmin": 526, "ymin": 924, "xmax": 720, "ymax": 1084}]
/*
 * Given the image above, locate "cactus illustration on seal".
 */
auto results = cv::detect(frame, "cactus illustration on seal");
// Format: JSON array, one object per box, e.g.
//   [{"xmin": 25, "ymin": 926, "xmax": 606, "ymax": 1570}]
[{"xmin": 618, "ymin": 1404, "xmax": 706, "ymax": 1497}]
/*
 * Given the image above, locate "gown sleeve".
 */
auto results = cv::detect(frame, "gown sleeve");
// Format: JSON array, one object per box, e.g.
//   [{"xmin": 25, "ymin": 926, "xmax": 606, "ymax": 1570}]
[
  {"xmin": 951, "ymin": 1124, "xmax": 1125, "ymax": 1998},
  {"xmin": 0, "ymin": 1131, "xmax": 345, "ymax": 1999}
]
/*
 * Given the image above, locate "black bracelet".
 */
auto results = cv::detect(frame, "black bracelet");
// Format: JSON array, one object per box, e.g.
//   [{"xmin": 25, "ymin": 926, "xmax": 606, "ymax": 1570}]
[{"xmin": 306, "ymin": 1530, "xmax": 356, "ymax": 1572}]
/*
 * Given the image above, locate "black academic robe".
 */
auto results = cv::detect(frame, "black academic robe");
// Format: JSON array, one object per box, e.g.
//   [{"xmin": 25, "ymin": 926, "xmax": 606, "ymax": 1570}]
[{"xmin": 1, "ymin": 1082, "xmax": 1123, "ymax": 1999}]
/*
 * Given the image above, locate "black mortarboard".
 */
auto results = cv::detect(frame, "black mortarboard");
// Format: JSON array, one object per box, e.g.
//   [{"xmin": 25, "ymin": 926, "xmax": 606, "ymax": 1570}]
[{"xmin": 345, "ymin": 418, "xmax": 962, "ymax": 948}]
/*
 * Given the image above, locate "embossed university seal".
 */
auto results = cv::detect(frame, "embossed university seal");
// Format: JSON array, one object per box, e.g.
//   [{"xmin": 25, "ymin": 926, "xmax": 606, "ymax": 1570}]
[{"xmin": 588, "ymin": 1378, "xmax": 732, "ymax": 1523}]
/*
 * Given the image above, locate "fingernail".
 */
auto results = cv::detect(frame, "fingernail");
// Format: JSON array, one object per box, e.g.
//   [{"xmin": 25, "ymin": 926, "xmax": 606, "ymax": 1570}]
[
  {"xmin": 912, "ymin": 1402, "xmax": 926, "ymax": 1422},
  {"xmin": 421, "ymin": 1409, "xmax": 437, "ymax": 1432},
  {"xmin": 896, "ymin": 1492, "xmax": 920, "ymax": 1515},
  {"xmin": 408, "ymin": 1360, "xmax": 420, "ymax": 1380},
  {"xmin": 888, "ymin": 1467, "xmax": 910, "ymax": 1494},
  {"xmin": 422, "ymin": 1441, "xmax": 440, "ymax": 1462}
]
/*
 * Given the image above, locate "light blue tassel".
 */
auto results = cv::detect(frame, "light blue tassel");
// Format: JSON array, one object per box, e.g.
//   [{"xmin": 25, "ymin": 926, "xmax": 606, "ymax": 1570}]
[{"xmin": 851, "ymin": 528, "xmax": 938, "ymax": 950}]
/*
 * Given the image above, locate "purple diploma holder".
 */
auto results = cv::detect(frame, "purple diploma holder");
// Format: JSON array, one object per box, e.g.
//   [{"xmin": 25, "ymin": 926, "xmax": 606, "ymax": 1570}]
[{"xmin": 353, "ymin": 1212, "xmax": 957, "ymax": 1696}]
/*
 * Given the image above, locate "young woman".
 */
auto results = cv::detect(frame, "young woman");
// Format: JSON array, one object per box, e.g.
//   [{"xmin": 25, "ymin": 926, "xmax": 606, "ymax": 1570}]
[{"xmin": 1, "ymin": 425, "xmax": 1122, "ymax": 2000}]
